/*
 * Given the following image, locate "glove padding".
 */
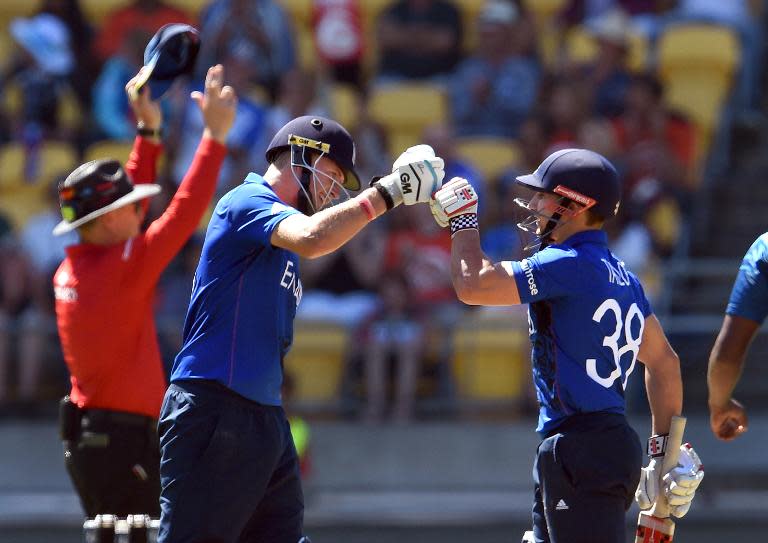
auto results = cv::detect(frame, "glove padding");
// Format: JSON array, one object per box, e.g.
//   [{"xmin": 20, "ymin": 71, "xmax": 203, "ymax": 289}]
[
  {"xmin": 376, "ymin": 145, "xmax": 444, "ymax": 207},
  {"xmin": 430, "ymin": 177, "xmax": 478, "ymax": 228},
  {"xmin": 635, "ymin": 443, "xmax": 704, "ymax": 518}
]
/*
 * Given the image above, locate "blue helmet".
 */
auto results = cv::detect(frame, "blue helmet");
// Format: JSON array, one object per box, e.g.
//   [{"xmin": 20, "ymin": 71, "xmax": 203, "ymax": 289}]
[
  {"xmin": 514, "ymin": 149, "xmax": 621, "ymax": 250},
  {"xmin": 515, "ymin": 148, "xmax": 621, "ymax": 218}
]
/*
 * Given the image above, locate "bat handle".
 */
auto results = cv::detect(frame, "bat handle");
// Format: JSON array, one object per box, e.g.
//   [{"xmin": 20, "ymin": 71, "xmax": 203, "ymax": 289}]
[{"xmin": 649, "ymin": 415, "xmax": 686, "ymax": 519}]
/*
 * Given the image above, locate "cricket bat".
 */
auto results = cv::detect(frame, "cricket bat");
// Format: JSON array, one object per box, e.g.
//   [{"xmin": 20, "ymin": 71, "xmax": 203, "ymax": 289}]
[{"xmin": 635, "ymin": 415, "xmax": 686, "ymax": 543}]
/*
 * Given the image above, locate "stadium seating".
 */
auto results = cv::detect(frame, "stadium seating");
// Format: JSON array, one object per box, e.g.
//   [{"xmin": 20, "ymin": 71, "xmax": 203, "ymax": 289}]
[
  {"xmin": 84, "ymin": 140, "xmax": 135, "ymax": 165},
  {"xmin": 367, "ymin": 83, "xmax": 447, "ymax": 158},
  {"xmin": 80, "ymin": 0, "xmax": 132, "ymax": 25},
  {"xmin": 565, "ymin": 23, "xmax": 649, "ymax": 73},
  {"xmin": 455, "ymin": 137, "xmax": 521, "ymax": 184},
  {"xmin": 657, "ymin": 24, "xmax": 741, "ymax": 172},
  {"xmin": 283, "ymin": 320, "xmax": 349, "ymax": 406},
  {"xmin": 0, "ymin": 141, "xmax": 77, "ymax": 190},
  {"xmin": 328, "ymin": 83, "xmax": 361, "ymax": 132},
  {"xmin": 451, "ymin": 311, "xmax": 529, "ymax": 406}
]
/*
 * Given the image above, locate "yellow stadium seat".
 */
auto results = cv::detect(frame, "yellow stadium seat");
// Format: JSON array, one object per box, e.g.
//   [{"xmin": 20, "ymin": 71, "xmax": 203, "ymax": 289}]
[
  {"xmin": 80, "ymin": 0, "xmax": 132, "ymax": 25},
  {"xmin": 657, "ymin": 24, "xmax": 740, "ymax": 168},
  {"xmin": 452, "ymin": 312, "xmax": 529, "ymax": 403},
  {"xmin": 455, "ymin": 0, "xmax": 485, "ymax": 52},
  {"xmin": 0, "ymin": 141, "xmax": 77, "ymax": 190},
  {"xmin": 328, "ymin": 83, "xmax": 361, "ymax": 132},
  {"xmin": 521, "ymin": 0, "xmax": 566, "ymax": 22},
  {"xmin": 0, "ymin": 0, "xmax": 42, "ymax": 22},
  {"xmin": 58, "ymin": 87, "xmax": 84, "ymax": 133},
  {"xmin": 455, "ymin": 137, "xmax": 520, "ymax": 183},
  {"xmin": 84, "ymin": 140, "xmax": 134, "ymax": 165},
  {"xmin": 368, "ymin": 83, "xmax": 447, "ymax": 158},
  {"xmin": 277, "ymin": 0, "xmax": 315, "ymax": 69},
  {"xmin": 565, "ymin": 24, "xmax": 649, "ymax": 72},
  {"xmin": 283, "ymin": 321, "xmax": 349, "ymax": 404},
  {"xmin": 0, "ymin": 185, "xmax": 49, "ymax": 230}
]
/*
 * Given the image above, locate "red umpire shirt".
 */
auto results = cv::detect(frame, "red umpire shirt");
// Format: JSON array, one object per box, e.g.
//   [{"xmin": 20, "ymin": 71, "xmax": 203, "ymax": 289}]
[{"xmin": 54, "ymin": 136, "xmax": 226, "ymax": 419}]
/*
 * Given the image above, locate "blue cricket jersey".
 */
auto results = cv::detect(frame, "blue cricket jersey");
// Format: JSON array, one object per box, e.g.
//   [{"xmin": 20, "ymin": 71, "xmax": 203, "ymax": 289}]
[
  {"xmin": 511, "ymin": 230, "xmax": 652, "ymax": 435},
  {"xmin": 726, "ymin": 232, "xmax": 768, "ymax": 324},
  {"xmin": 171, "ymin": 173, "xmax": 301, "ymax": 405}
]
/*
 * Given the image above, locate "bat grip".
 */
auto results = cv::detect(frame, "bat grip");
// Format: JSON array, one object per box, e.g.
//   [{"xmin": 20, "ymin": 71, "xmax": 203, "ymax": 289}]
[{"xmin": 649, "ymin": 415, "xmax": 686, "ymax": 518}]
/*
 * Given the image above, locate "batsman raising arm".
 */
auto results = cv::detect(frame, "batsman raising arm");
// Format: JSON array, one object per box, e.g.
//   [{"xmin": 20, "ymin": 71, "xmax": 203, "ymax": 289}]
[
  {"xmin": 430, "ymin": 149, "xmax": 703, "ymax": 543},
  {"xmin": 157, "ymin": 121, "xmax": 444, "ymax": 543}
]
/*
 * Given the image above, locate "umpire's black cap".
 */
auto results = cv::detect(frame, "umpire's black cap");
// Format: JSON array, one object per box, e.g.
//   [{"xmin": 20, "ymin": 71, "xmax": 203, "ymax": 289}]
[
  {"xmin": 53, "ymin": 159, "xmax": 161, "ymax": 236},
  {"xmin": 265, "ymin": 115, "xmax": 361, "ymax": 191},
  {"xmin": 516, "ymin": 148, "xmax": 621, "ymax": 218},
  {"xmin": 134, "ymin": 23, "xmax": 200, "ymax": 99}
]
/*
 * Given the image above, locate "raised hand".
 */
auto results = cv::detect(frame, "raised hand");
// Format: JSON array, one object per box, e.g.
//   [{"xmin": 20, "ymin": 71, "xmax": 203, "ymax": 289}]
[
  {"xmin": 125, "ymin": 67, "xmax": 162, "ymax": 133},
  {"xmin": 373, "ymin": 144, "xmax": 445, "ymax": 207},
  {"xmin": 193, "ymin": 64, "xmax": 238, "ymax": 145}
]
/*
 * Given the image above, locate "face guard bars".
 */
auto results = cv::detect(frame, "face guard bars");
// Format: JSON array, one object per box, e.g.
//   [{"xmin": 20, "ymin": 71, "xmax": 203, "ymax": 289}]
[
  {"xmin": 288, "ymin": 134, "xmax": 350, "ymax": 215},
  {"xmin": 514, "ymin": 185, "xmax": 597, "ymax": 251}
]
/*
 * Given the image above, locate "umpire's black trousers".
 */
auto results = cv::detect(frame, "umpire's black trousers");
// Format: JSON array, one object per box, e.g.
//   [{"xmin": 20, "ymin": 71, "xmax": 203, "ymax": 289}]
[{"xmin": 62, "ymin": 407, "xmax": 161, "ymax": 518}]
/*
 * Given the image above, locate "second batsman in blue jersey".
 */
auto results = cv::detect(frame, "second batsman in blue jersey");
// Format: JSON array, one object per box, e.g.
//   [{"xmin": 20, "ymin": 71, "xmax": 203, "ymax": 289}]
[
  {"xmin": 430, "ymin": 149, "xmax": 704, "ymax": 543},
  {"xmin": 157, "ymin": 116, "xmax": 445, "ymax": 542}
]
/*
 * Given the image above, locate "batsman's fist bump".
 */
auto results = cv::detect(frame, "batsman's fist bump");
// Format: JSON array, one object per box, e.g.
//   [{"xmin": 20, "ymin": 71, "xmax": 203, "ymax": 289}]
[
  {"xmin": 635, "ymin": 443, "xmax": 704, "ymax": 518},
  {"xmin": 373, "ymin": 145, "xmax": 445, "ymax": 207}
]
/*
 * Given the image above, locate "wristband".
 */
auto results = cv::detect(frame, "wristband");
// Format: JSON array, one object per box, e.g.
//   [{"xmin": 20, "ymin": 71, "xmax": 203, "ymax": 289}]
[
  {"xmin": 647, "ymin": 433, "xmax": 669, "ymax": 457},
  {"xmin": 449, "ymin": 213, "xmax": 479, "ymax": 236},
  {"xmin": 372, "ymin": 180, "xmax": 395, "ymax": 210},
  {"xmin": 136, "ymin": 123, "xmax": 161, "ymax": 138},
  {"xmin": 358, "ymin": 197, "xmax": 376, "ymax": 221}
]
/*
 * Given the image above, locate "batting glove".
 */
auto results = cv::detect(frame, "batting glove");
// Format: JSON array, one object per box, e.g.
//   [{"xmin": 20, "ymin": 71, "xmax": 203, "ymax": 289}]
[
  {"xmin": 635, "ymin": 443, "xmax": 704, "ymax": 518},
  {"xmin": 373, "ymin": 145, "xmax": 445, "ymax": 208},
  {"xmin": 432, "ymin": 177, "xmax": 479, "ymax": 235}
]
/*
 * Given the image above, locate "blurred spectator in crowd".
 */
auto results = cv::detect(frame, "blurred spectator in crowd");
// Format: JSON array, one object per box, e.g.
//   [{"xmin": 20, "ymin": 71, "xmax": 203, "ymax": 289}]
[
  {"xmin": 3, "ymin": 13, "xmax": 74, "ymax": 142},
  {"xmin": 573, "ymin": 9, "xmax": 634, "ymax": 118},
  {"xmin": 0, "ymin": 219, "xmax": 34, "ymax": 406},
  {"xmin": 422, "ymin": 122, "xmax": 485, "ymax": 204},
  {"xmin": 381, "ymin": 205, "xmax": 463, "ymax": 406},
  {"xmin": 172, "ymin": 49, "xmax": 268, "ymax": 192},
  {"xmin": 155, "ymin": 235, "xmax": 204, "ymax": 371},
  {"xmin": 558, "ymin": 0, "xmax": 670, "ymax": 35},
  {"xmin": 256, "ymin": 68, "xmax": 331, "ymax": 172},
  {"xmin": 312, "ymin": 0, "xmax": 365, "ymax": 89},
  {"xmin": 609, "ymin": 72, "xmax": 696, "ymax": 197},
  {"xmin": 10, "ymin": 178, "xmax": 78, "ymax": 406},
  {"xmin": 480, "ymin": 179, "xmax": 531, "ymax": 262},
  {"xmin": 93, "ymin": 29, "xmax": 153, "ymax": 141},
  {"xmin": 297, "ymin": 223, "xmax": 385, "ymax": 329},
  {"xmin": 542, "ymin": 76, "xmax": 591, "ymax": 152},
  {"xmin": 94, "ymin": 0, "xmax": 191, "ymax": 62},
  {"xmin": 449, "ymin": 0, "xmax": 540, "ymax": 138},
  {"xmin": 362, "ymin": 272, "xmax": 425, "ymax": 423},
  {"xmin": 375, "ymin": 0, "xmax": 463, "ymax": 83},
  {"xmin": 197, "ymin": 0, "xmax": 296, "ymax": 98},
  {"xmin": 39, "ymin": 0, "xmax": 99, "ymax": 112}
]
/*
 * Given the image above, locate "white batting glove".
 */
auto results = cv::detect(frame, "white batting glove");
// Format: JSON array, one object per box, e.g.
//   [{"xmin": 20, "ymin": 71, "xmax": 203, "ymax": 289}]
[
  {"xmin": 664, "ymin": 443, "xmax": 704, "ymax": 517},
  {"xmin": 374, "ymin": 145, "xmax": 445, "ymax": 207},
  {"xmin": 433, "ymin": 178, "xmax": 480, "ymax": 235},
  {"xmin": 635, "ymin": 443, "xmax": 704, "ymax": 518}
]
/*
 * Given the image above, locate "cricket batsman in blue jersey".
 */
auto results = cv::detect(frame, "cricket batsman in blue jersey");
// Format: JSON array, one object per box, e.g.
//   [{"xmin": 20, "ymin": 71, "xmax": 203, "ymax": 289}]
[
  {"xmin": 157, "ymin": 116, "xmax": 445, "ymax": 542},
  {"xmin": 430, "ymin": 149, "xmax": 704, "ymax": 543},
  {"xmin": 707, "ymin": 233, "xmax": 768, "ymax": 441}
]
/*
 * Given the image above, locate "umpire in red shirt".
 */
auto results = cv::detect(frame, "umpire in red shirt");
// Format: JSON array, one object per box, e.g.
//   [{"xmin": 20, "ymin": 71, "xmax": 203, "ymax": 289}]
[{"xmin": 52, "ymin": 56, "xmax": 236, "ymax": 518}]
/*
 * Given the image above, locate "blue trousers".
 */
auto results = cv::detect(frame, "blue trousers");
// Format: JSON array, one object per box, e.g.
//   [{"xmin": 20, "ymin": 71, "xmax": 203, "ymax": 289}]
[
  {"xmin": 158, "ymin": 380, "xmax": 304, "ymax": 543},
  {"xmin": 532, "ymin": 413, "xmax": 642, "ymax": 543}
]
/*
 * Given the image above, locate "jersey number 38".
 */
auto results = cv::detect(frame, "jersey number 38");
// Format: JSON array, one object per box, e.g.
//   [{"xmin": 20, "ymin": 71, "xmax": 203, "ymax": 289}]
[{"xmin": 586, "ymin": 298, "xmax": 644, "ymax": 390}]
